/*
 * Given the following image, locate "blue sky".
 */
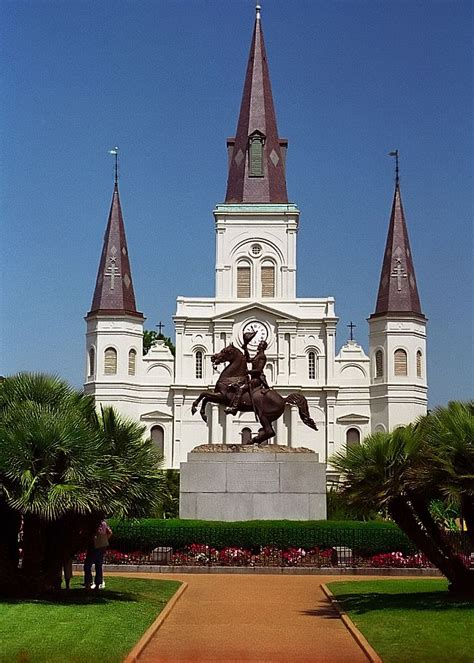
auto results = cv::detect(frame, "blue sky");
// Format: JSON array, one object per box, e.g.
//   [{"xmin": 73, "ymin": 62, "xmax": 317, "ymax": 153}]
[{"xmin": 1, "ymin": 0, "xmax": 472, "ymax": 406}]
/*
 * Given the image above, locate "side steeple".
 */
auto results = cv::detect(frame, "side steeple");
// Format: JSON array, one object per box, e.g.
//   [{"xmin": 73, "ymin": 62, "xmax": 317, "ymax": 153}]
[
  {"xmin": 372, "ymin": 154, "xmax": 423, "ymax": 318},
  {"xmin": 368, "ymin": 153, "xmax": 427, "ymax": 433},
  {"xmin": 87, "ymin": 175, "xmax": 143, "ymax": 319},
  {"xmin": 225, "ymin": 5, "xmax": 288, "ymax": 204}
]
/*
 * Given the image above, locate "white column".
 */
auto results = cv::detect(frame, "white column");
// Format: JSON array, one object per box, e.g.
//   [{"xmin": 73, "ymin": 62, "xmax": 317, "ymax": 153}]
[
  {"xmin": 276, "ymin": 416, "xmax": 285, "ymax": 446},
  {"xmin": 326, "ymin": 322, "xmax": 337, "ymax": 382},
  {"xmin": 210, "ymin": 403, "xmax": 220, "ymax": 444},
  {"xmin": 289, "ymin": 405, "xmax": 298, "ymax": 447},
  {"xmin": 224, "ymin": 412, "xmax": 233, "ymax": 445},
  {"xmin": 326, "ymin": 394, "xmax": 336, "ymax": 463}
]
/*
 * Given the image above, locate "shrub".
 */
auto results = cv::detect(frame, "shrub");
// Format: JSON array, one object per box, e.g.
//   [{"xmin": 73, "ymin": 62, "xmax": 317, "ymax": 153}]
[{"xmin": 107, "ymin": 518, "xmax": 416, "ymax": 556}]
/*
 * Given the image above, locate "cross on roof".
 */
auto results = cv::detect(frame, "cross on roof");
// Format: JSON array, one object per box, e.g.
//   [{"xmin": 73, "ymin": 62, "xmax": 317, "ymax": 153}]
[
  {"xmin": 347, "ymin": 321, "xmax": 356, "ymax": 341},
  {"xmin": 156, "ymin": 321, "xmax": 165, "ymax": 335}
]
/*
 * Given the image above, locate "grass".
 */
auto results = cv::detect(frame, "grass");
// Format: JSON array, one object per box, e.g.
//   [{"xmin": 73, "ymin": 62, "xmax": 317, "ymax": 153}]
[
  {"xmin": 0, "ymin": 576, "xmax": 181, "ymax": 663},
  {"xmin": 328, "ymin": 579, "xmax": 474, "ymax": 663}
]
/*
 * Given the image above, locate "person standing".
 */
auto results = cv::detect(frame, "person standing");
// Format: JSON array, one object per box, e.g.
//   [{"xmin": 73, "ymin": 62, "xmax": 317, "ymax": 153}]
[{"xmin": 84, "ymin": 519, "xmax": 112, "ymax": 589}]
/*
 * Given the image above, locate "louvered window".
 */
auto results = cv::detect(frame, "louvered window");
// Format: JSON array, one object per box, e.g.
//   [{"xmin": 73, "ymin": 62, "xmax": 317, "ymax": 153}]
[
  {"xmin": 308, "ymin": 352, "xmax": 316, "ymax": 380},
  {"xmin": 346, "ymin": 428, "xmax": 361, "ymax": 449},
  {"xmin": 416, "ymin": 351, "xmax": 422, "ymax": 378},
  {"xmin": 375, "ymin": 350, "xmax": 384, "ymax": 378},
  {"xmin": 261, "ymin": 264, "xmax": 275, "ymax": 297},
  {"xmin": 249, "ymin": 135, "xmax": 264, "ymax": 177},
  {"xmin": 104, "ymin": 347, "xmax": 117, "ymax": 375},
  {"xmin": 195, "ymin": 351, "xmax": 203, "ymax": 379},
  {"xmin": 394, "ymin": 349, "xmax": 408, "ymax": 376},
  {"xmin": 88, "ymin": 347, "xmax": 95, "ymax": 378},
  {"xmin": 237, "ymin": 265, "xmax": 251, "ymax": 298},
  {"xmin": 128, "ymin": 349, "xmax": 137, "ymax": 376}
]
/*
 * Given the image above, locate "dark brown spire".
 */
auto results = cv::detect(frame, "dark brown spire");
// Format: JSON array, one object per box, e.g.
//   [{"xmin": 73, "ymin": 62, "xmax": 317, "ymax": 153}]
[
  {"xmin": 87, "ymin": 183, "xmax": 143, "ymax": 319},
  {"xmin": 372, "ymin": 180, "xmax": 424, "ymax": 318},
  {"xmin": 225, "ymin": 6, "xmax": 288, "ymax": 204}
]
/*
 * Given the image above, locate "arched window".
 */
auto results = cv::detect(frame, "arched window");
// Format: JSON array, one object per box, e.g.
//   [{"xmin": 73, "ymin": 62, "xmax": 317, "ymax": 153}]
[
  {"xmin": 416, "ymin": 351, "xmax": 423, "ymax": 378},
  {"xmin": 88, "ymin": 347, "xmax": 95, "ymax": 378},
  {"xmin": 394, "ymin": 349, "xmax": 408, "ymax": 376},
  {"xmin": 195, "ymin": 350, "xmax": 203, "ymax": 379},
  {"xmin": 104, "ymin": 347, "xmax": 117, "ymax": 375},
  {"xmin": 237, "ymin": 262, "xmax": 251, "ymax": 298},
  {"xmin": 261, "ymin": 261, "xmax": 275, "ymax": 297},
  {"xmin": 249, "ymin": 133, "xmax": 264, "ymax": 177},
  {"xmin": 241, "ymin": 427, "xmax": 252, "ymax": 445},
  {"xmin": 375, "ymin": 350, "xmax": 384, "ymax": 378},
  {"xmin": 308, "ymin": 351, "xmax": 316, "ymax": 380},
  {"xmin": 128, "ymin": 349, "xmax": 137, "ymax": 376},
  {"xmin": 151, "ymin": 426, "xmax": 164, "ymax": 458},
  {"xmin": 346, "ymin": 428, "xmax": 361, "ymax": 449}
]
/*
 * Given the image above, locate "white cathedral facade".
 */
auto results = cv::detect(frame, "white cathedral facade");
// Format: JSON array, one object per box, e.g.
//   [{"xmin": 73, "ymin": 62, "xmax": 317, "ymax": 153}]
[{"xmin": 84, "ymin": 9, "xmax": 428, "ymax": 476}]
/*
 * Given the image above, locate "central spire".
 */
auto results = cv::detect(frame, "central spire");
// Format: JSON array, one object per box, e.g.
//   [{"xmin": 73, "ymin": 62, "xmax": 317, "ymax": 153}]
[{"xmin": 225, "ymin": 6, "xmax": 288, "ymax": 204}]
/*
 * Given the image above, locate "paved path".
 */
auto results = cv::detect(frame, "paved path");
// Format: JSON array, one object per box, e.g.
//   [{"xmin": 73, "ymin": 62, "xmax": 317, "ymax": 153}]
[{"xmin": 117, "ymin": 572, "xmax": 375, "ymax": 663}]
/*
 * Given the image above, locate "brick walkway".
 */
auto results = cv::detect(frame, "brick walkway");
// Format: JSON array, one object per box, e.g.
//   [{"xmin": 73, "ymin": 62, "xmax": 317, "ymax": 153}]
[{"xmin": 118, "ymin": 572, "xmax": 377, "ymax": 663}]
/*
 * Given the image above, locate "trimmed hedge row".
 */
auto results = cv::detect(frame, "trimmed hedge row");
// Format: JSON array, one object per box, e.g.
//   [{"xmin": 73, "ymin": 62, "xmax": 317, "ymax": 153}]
[{"xmin": 108, "ymin": 519, "xmax": 416, "ymax": 556}]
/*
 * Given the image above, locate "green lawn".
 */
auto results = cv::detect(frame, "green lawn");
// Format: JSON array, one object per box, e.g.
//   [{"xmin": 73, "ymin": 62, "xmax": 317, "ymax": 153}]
[
  {"xmin": 0, "ymin": 576, "xmax": 181, "ymax": 663},
  {"xmin": 328, "ymin": 579, "xmax": 474, "ymax": 663}
]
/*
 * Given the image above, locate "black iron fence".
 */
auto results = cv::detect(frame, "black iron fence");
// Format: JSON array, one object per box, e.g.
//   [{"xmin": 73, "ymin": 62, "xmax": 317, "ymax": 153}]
[{"xmin": 76, "ymin": 525, "xmax": 473, "ymax": 569}]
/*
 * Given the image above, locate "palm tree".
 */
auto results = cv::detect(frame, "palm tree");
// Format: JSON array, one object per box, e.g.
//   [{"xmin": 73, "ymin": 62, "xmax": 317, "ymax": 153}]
[
  {"xmin": 0, "ymin": 373, "xmax": 165, "ymax": 594},
  {"xmin": 330, "ymin": 417, "xmax": 474, "ymax": 595},
  {"xmin": 411, "ymin": 402, "xmax": 474, "ymax": 545}
]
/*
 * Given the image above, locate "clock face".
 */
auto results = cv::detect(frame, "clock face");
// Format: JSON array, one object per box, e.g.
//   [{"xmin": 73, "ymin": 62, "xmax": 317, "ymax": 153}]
[{"xmin": 242, "ymin": 321, "xmax": 268, "ymax": 349}]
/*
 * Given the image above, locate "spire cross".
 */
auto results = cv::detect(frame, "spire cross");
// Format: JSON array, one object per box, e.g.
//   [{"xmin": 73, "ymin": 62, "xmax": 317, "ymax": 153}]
[
  {"xmin": 109, "ymin": 147, "xmax": 119, "ymax": 184},
  {"xmin": 156, "ymin": 321, "xmax": 165, "ymax": 335},
  {"xmin": 347, "ymin": 321, "xmax": 356, "ymax": 341},
  {"xmin": 105, "ymin": 255, "xmax": 120, "ymax": 290},
  {"xmin": 389, "ymin": 149, "xmax": 399, "ymax": 185},
  {"xmin": 391, "ymin": 258, "xmax": 407, "ymax": 291}
]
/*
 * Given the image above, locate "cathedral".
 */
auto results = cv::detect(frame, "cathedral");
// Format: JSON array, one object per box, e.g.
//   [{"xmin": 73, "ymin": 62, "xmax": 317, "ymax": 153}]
[{"xmin": 84, "ymin": 8, "xmax": 428, "ymax": 475}]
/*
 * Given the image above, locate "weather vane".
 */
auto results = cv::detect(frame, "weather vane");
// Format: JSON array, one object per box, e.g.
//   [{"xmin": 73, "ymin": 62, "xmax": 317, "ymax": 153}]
[
  {"xmin": 389, "ymin": 149, "xmax": 399, "ymax": 185},
  {"xmin": 109, "ymin": 146, "xmax": 119, "ymax": 184}
]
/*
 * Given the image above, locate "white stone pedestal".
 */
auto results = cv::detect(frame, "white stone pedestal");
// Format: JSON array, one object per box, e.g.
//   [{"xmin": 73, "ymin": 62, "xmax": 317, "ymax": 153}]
[{"xmin": 179, "ymin": 444, "xmax": 327, "ymax": 521}]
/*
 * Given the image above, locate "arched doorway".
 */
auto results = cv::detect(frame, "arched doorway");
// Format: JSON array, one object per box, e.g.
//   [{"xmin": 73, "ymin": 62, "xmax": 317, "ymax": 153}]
[
  {"xmin": 346, "ymin": 427, "xmax": 360, "ymax": 449},
  {"xmin": 151, "ymin": 425, "xmax": 165, "ymax": 458},
  {"xmin": 241, "ymin": 427, "xmax": 252, "ymax": 445}
]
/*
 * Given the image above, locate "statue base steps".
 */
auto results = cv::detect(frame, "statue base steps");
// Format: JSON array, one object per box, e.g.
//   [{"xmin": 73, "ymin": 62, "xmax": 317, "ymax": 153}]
[{"xmin": 179, "ymin": 444, "xmax": 327, "ymax": 521}]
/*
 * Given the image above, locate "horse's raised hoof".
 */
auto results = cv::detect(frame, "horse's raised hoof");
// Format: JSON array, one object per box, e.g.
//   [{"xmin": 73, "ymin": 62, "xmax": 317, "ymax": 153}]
[
  {"xmin": 191, "ymin": 405, "xmax": 197, "ymax": 415},
  {"xmin": 200, "ymin": 413, "xmax": 208, "ymax": 423}
]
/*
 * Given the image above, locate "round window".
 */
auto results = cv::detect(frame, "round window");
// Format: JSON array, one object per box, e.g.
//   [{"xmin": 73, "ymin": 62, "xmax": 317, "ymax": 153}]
[{"xmin": 251, "ymin": 243, "xmax": 262, "ymax": 256}]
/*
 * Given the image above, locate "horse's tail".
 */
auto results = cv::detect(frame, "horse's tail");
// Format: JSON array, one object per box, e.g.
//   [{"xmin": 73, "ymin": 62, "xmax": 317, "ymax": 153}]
[{"xmin": 285, "ymin": 393, "xmax": 318, "ymax": 431}]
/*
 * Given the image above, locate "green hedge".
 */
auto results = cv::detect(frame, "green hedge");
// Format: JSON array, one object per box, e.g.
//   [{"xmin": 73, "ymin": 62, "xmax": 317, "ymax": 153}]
[{"xmin": 108, "ymin": 519, "xmax": 416, "ymax": 556}]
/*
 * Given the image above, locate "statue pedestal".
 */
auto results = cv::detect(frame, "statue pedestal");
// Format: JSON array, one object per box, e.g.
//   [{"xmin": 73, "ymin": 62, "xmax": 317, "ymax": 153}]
[{"xmin": 179, "ymin": 444, "xmax": 327, "ymax": 521}]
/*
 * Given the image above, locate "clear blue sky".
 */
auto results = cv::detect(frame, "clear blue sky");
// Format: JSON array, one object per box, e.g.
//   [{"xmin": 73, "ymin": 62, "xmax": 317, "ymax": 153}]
[{"xmin": 1, "ymin": 0, "xmax": 472, "ymax": 407}]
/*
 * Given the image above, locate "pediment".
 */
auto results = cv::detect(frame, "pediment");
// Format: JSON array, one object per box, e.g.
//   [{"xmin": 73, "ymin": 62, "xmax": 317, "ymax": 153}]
[
  {"xmin": 140, "ymin": 409, "xmax": 173, "ymax": 421},
  {"xmin": 213, "ymin": 301, "xmax": 299, "ymax": 322},
  {"xmin": 336, "ymin": 413, "xmax": 370, "ymax": 424}
]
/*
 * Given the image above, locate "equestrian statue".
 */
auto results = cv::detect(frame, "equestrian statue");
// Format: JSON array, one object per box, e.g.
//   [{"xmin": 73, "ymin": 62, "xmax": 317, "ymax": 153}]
[{"xmin": 191, "ymin": 330, "xmax": 318, "ymax": 446}]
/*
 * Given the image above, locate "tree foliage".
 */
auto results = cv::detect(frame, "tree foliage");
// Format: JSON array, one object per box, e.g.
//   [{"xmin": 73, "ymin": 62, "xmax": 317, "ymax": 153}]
[
  {"xmin": 330, "ymin": 402, "xmax": 474, "ymax": 595},
  {"xmin": 142, "ymin": 330, "xmax": 175, "ymax": 356},
  {"xmin": 0, "ymin": 373, "xmax": 166, "ymax": 595}
]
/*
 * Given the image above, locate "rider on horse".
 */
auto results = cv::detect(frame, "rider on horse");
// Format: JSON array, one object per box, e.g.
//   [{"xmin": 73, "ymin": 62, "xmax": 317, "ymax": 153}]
[{"xmin": 224, "ymin": 336, "xmax": 270, "ymax": 416}]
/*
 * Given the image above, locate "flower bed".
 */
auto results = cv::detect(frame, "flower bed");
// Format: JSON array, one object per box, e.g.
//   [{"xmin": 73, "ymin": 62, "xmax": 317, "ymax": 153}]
[{"xmin": 74, "ymin": 545, "xmax": 442, "ymax": 568}]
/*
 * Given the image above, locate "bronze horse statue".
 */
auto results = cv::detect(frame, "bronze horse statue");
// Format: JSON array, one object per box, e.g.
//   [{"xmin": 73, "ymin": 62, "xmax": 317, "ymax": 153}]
[{"xmin": 191, "ymin": 343, "xmax": 318, "ymax": 446}]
